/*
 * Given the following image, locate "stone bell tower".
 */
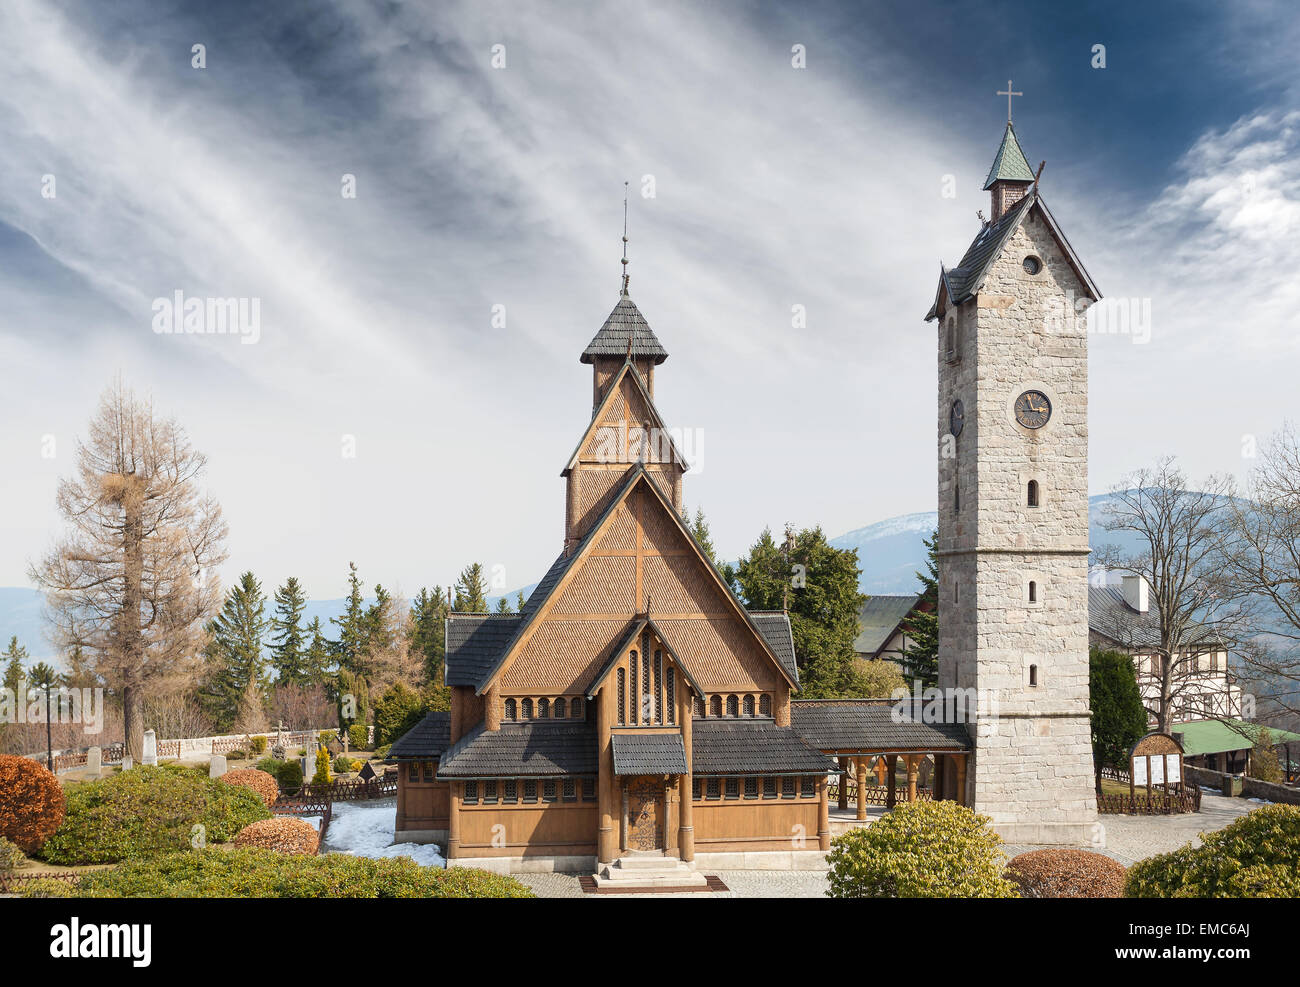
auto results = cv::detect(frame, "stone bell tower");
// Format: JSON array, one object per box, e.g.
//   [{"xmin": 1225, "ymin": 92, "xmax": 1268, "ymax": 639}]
[{"xmin": 925, "ymin": 112, "xmax": 1101, "ymax": 845}]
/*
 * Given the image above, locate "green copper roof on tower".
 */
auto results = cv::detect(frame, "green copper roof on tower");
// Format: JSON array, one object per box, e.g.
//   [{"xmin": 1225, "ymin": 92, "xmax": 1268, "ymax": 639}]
[{"xmin": 982, "ymin": 123, "xmax": 1036, "ymax": 190}]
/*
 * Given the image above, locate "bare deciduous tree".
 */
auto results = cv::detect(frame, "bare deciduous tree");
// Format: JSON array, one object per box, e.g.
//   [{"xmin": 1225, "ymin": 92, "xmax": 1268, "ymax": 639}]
[
  {"xmin": 1094, "ymin": 458, "xmax": 1249, "ymax": 732},
  {"xmin": 29, "ymin": 379, "xmax": 228, "ymax": 759},
  {"xmin": 1217, "ymin": 424, "xmax": 1300, "ymax": 721}
]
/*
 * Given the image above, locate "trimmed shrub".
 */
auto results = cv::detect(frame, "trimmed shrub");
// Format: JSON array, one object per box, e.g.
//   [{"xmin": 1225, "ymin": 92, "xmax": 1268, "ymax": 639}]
[
  {"xmin": 226, "ymin": 749, "xmax": 247, "ymax": 761},
  {"xmin": 221, "ymin": 769, "xmax": 280, "ymax": 808},
  {"xmin": 0, "ymin": 755, "xmax": 66, "ymax": 853},
  {"xmin": 18, "ymin": 878, "xmax": 76, "ymax": 898},
  {"xmin": 39, "ymin": 764, "xmax": 270, "ymax": 865},
  {"xmin": 311, "ymin": 746, "xmax": 331, "ymax": 786},
  {"xmin": 827, "ymin": 799, "xmax": 1019, "ymax": 898},
  {"xmin": 233, "ymin": 817, "xmax": 319, "ymax": 855},
  {"xmin": 0, "ymin": 835, "xmax": 26, "ymax": 872},
  {"xmin": 333, "ymin": 755, "xmax": 359, "ymax": 774},
  {"xmin": 256, "ymin": 758, "xmax": 303, "ymax": 793},
  {"xmin": 348, "ymin": 724, "xmax": 370, "ymax": 751},
  {"xmin": 54, "ymin": 847, "xmax": 535, "ymax": 898},
  {"xmin": 250, "ymin": 736, "xmax": 268, "ymax": 756},
  {"xmin": 1125, "ymin": 803, "xmax": 1300, "ymax": 898},
  {"xmin": 375, "ymin": 744, "xmax": 391, "ymax": 760},
  {"xmin": 1006, "ymin": 849, "xmax": 1126, "ymax": 898}
]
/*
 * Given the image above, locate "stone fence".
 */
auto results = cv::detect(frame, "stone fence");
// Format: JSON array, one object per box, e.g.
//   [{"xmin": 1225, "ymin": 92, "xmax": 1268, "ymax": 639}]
[
  {"xmin": 1241, "ymin": 776, "xmax": 1300, "ymax": 806},
  {"xmin": 1183, "ymin": 764, "xmax": 1243, "ymax": 796}
]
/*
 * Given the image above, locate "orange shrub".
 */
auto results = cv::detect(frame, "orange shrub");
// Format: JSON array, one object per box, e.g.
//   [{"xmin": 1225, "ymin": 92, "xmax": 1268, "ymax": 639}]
[
  {"xmin": 232, "ymin": 817, "xmax": 320, "ymax": 855},
  {"xmin": 0, "ymin": 755, "xmax": 66, "ymax": 853},
  {"xmin": 220, "ymin": 769, "xmax": 279, "ymax": 808},
  {"xmin": 1006, "ymin": 848, "xmax": 1126, "ymax": 898}
]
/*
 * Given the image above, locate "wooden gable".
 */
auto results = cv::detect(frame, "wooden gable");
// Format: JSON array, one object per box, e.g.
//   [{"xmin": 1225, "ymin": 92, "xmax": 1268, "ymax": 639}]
[{"xmin": 492, "ymin": 468, "xmax": 794, "ymax": 697}]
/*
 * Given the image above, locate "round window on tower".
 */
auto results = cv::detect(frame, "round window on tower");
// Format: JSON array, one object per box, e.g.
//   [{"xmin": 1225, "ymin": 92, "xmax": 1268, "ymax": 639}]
[{"xmin": 1022, "ymin": 255, "xmax": 1042, "ymax": 275}]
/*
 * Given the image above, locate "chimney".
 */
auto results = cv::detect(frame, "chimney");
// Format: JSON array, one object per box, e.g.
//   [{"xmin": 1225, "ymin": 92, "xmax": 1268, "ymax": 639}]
[{"xmin": 1121, "ymin": 574, "xmax": 1149, "ymax": 614}]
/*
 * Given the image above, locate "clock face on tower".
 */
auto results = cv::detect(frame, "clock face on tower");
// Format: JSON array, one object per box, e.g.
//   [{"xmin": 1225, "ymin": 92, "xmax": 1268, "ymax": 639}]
[
  {"xmin": 949, "ymin": 399, "xmax": 965, "ymax": 437},
  {"xmin": 1014, "ymin": 390, "xmax": 1052, "ymax": 429}
]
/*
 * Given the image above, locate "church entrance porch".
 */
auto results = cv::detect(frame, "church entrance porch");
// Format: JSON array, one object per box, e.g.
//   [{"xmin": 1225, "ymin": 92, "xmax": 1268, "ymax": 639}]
[{"xmin": 624, "ymin": 776, "xmax": 664, "ymax": 851}]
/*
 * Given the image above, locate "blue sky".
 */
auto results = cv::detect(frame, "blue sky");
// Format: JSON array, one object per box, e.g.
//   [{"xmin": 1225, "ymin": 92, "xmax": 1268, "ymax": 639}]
[{"xmin": 1, "ymin": 0, "xmax": 1298, "ymax": 606}]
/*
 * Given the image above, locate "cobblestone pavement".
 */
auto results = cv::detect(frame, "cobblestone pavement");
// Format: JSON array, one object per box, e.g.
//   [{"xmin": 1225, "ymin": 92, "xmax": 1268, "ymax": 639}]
[{"xmin": 517, "ymin": 793, "xmax": 1257, "ymax": 898}]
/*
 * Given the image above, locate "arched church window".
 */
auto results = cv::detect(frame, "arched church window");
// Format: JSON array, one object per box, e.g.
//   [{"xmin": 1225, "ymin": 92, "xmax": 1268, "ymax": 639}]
[
  {"xmin": 726, "ymin": 695, "xmax": 739, "ymax": 717},
  {"xmin": 629, "ymin": 652, "xmax": 638, "ymax": 725},
  {"xmin": 1028, "ymin": 581, "xmax": 1037, "ymax": 604},
  {"xmin": 694, "ymin": 695, "xmax": 705, "ymax": 718},
  {"xmin": 505, "ymin": 698, "xmax": 516, "ymax": 721},
  {"xmin": 759, "ymin": 694, "xmax": 772, "ymax": 718},
  {"xmin": 571, "ymin": 696, "xmax": 584, "ymax": 719},
  {"xmin": 710, "ymin": 695, "xmax": 722, "ymax": 717},
  {"xmin": 742, "ymin": 695, "xmax": 755, "ymax": 717},
  {"xmin": 665, "ymin": 658, "xmax": 675, "ymax": 724},
  {"xmin": 1029, "ymin": 664, "xmax": 1038, "ymax": 687},
  {"xmin": 554, "ymin": 697, "xmax": 566, "ymax": 719},
  {"xmin": 617, "ymin": 669, "xmax": 626, "ymax": 725},
  {"xmin": 954, "ymin": 482, "xmax": 960, "ymax": 512},
  {"xmin": 521, "ymin": 698, "xmax": 533, "ymax": 720},
  {"xmin": 1027, "ymin": 480, "xmax": 1039, "ymax": 508},
  {"xmin": 537, "ymin": 698, "xmax": 549, "ymax": 719}
]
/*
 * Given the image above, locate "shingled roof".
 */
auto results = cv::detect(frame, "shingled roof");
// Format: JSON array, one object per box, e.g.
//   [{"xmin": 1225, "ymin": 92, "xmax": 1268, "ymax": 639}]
[
  {"xmin": 444, "ymin": 613, "xmax": 524, "ymax": 687},
  {"xmin": 692, "ymin": 719, "xmax": 836, "ymax": 776},
  {"xmin": 983, "ymin": 122, "xmax": 1036, "ymax": 189},
  {"xmin": 436, "ymin": 721, "xmax": 598, "ymax": 779},
  {"xmin": 1088, "ymin": 586, "xmax": 1225, "ymax": 652},
  {"xmin": 748, "ymin": 611, "xmax": 799, "ymax": 686},
  {"xmin": 790, "ymin": 699, "xmax": 971, "ymax": 752},
  {"xmin": 611, "ymin": 732, "xmax": 688, "ymax": 775},
  {"xmin": 387, "ymin": 711, "xmax": 452, "ymax": 760},
  {"xmin": 580, "ymin": 295, "xmax": 668, "ymax": 364},
  {"xmin": 853, "ymin": 594, "xmax": 922, "ymax": 657}
]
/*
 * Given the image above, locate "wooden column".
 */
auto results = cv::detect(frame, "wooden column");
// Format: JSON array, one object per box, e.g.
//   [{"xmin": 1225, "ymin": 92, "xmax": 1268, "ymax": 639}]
[
  {"xmin": 679, "ymin": 680, "xmax": 695, "ymax": 862},
  {"xmin": 886, "ymin": 754, "xmax": 897, "ymax": 809},
  {"xmin": 817, "ymin": 776, "xmax": 831, "ymax": 851},
  {"xmin": 447, "ymin": 781, "xmax": 462, "ymax": 860},
  {"xmin": 906, "ymin": 755, "xmax": 918, "ymax": 803},
  {"xmin": 856, "ymin": 757, "xmax": 868, "ymax": 821},
  {"xmin": 933, "ymin": 753, "xmax": 946, "ymax": 802},
  {"xmin": 954, "ymin": 754, "xmax": 967, "ymax": 807},
  {"xmin": 837, "ymin": 757, "xmax": 849, "ymax": 811},
  {"xmin": 597, "ymin": 686, "xmax": 616, "ymax": 863},
  {"xmin": 396, "ymin": 771, "xmax": 407, "ymax": 832}
]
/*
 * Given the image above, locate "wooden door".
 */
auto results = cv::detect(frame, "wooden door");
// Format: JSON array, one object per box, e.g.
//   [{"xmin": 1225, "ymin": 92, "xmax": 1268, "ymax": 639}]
[{"xmin": 626, "ymin": 777, "xmax": 662, "ymax": 850}]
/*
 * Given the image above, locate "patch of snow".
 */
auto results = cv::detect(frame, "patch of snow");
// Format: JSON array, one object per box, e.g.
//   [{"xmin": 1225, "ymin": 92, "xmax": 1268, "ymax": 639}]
[
  {"xmin": 321, "ymin": 802, "xmax": 446, "ymax": 867},
  {"xmin": 1248, "ymin": 797, "xmax": 1275, "ymax": 805}
]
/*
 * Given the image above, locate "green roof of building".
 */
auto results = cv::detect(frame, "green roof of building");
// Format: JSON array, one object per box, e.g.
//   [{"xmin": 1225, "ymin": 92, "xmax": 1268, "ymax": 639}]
[
  {"xmin": 1173, "ymin": 719, "xmax": 1300, "ymax": 757},
  {"xmin": 982, "ymin": 123, "xmax": 1036, "ymax": 190}
]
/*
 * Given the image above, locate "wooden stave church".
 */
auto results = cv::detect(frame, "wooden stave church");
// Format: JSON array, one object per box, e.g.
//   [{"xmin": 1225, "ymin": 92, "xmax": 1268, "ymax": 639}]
[{"xmin": 388, "ymin": 284, "xmax": 974, "ymax": 874}]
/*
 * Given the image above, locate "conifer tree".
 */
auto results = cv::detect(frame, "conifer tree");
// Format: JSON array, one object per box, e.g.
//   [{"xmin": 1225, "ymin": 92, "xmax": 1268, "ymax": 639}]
[
  {"xmin": 683, "ymin": 507, "xmax": 718, "ymax": 565},
  {"xmin": 1088, "ymin": 646, "xmax": 1148, "ymax": 790},
  {"xmin": 453, "ymin": 563, "xmax": 489, "ymax": 612},
  {"xmin": 269, "ymin": 577, "xmax": 309, "ymax": 685},
  {"xmin": 303, "ymin": 617, "xmax": 333, "ymax": 683},
  {"xmin": 2, "ymin": 636, "xmax": 27, "ymax": 696},
  {"xmin": 517, "ymin": 590, "xmax": 526, "ymax": 611},
  {"xmin": 409, "ymin": 588, "xmax": 449, "ymax": 686},
  {"xmin": 204, "ymin": 571, "xmax": 269, "ymax": 731},
  {"xmin": 495, "ymin": 595, "xmax": 513, "ymax": 614},
  {"xmin": 331, "ymin": 562, "xmax": 367, "ymax": 675},
  {"xmin": 901, "ymin": 530, "xmax": 940, "ymax": 688}
]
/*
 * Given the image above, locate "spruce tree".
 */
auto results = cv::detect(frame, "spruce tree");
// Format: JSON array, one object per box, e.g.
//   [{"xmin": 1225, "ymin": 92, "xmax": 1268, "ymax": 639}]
[
  {"xmin": 495, "ymin": 595, "xmax": 513, "ymax": 614},
  {"xmin": 453, "ymin": 563, "xmax": 489, "ymax": 612},
  {"xmin": 269, "ymin": 577, "xmax": 309, "ymax": 684},
  {"xmin": 331, "ymin": 562, "xmax": 367, "ymax": 675},
  {"xmin": 1088, "ymin": 647, "xmax": 1148, "ymax": 790},
  {"xmin": 733, "ymin": 526, "xmax": 866, "ymax": 698},
  {"xmin": 204, "ymin": 571, "xmax": 270, "ymax": 731},
  {"xmin": 2, "ymin": 636, "xmax": 28, "ymax": 696},
  {"xmin": 517, "ymin": 590, "xmax": 526, "ymax": 611},
  {"xmin": 409, "ymin": 587, "xmax": 449, "ymax": 686},
  {"xmin": 303, "ymin": 617, "xmax": 333, "ymax": 683},
  {"xmin": 683, "ymin": 507, "xmax": 718, "ymax": 565},
  {"xmin": 901, "ymin": 530, "xmax": 940, "ymax": 688}
]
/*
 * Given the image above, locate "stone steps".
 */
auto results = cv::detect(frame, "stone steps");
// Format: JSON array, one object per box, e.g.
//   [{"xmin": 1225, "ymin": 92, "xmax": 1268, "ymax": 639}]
[{"xmin": 593, "ymin": 852, "xmax": 709, "ymax": 889}]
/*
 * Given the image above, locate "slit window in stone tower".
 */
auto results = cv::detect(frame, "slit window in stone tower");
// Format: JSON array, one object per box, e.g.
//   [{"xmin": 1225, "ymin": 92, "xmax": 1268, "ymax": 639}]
[
  {"xmin": 1029, "ymin": 664, "xmax": 1039, "ymax": 687},
  {"xmin": 1028, "ymin": 580, "xmax": 1037, "ymax": 604},
  {"xmin": 1027, "ymin": 479, "xmax": 1039, "ymax": 508}
]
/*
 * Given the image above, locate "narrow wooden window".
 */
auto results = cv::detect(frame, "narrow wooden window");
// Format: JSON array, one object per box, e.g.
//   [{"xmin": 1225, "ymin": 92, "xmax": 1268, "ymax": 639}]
[
  {"xmin": 581, "ymin": 778, "xmax": 596, "ymax": 802},
  {"xmin": 692, "ymin": 778, "xmax": 702, "ymax": 801},
  {"xmin": 743, "ymin": 695, "xmax": 755, "ymax": 717},
  {"xmin": 542, "ymin": 780, "xmax": 556, "ymax": 803},
  {"xmin": 464, "ymin": 781, "xmax": 478, "ymax": 805},
  {"xmin": 763, "ymin": 777, "xmax": 777, "ymax": 799},
  {"xmin": 484, "ymin": 780, "xmax": 499, "ymax": 804},
  {"xmin": 521, "ymin": 698, "xmax": 533, "ymax": 720},
  {"xmin": 1027, "ymin": 479, "xmax": 1039, "ymax": 508},
  {"xmin": 710, "ymin": 695, "xmax": 722, "ymax": 717},
  {"xmin": 554, "ymin": 697, "xmax": 566, "ymax": 719},
  {"xmin": 537, "ymin": 697, "xmax": 549, "ymax": 719},
  {"xmin": 744, "ymin": 777, "xmax": 758, "ymax": 799},
  {"xmin": 523, "ymin": 780, "xmax": 537, "ymax": 803},
  {"xmin": 694, "ymin": 694, "xmax": 705, "ymax": 718},
  {"xmin": 504, "ymin": 780, "xmax": 518, "ymax": 803},
  {"xmin": 423, "ymin": 761, "xmax": 435, "ymax": 782},
  {"xmin": 726, "ymin": 695, "xmax": 738, "ymax": 717},
  {"xmin": 617, "ymin": 668, "xmax": 626, "ymax": 725},
  {"xmin": 706, "ymin": 778, "xmax": 720, "ymax": 800},
  {"xmin": 759, "ymin": 694, "xmax": 772, "ymax": 718},
  {"xmin": 571, "ymin": 697, "xmax": 584, "ymax": 719},
  {"xmin": 562, "ymin": 779, "xmax": 576, "ymax": 802},
  {"xmin": 655, "ymin": 650, "xmax": 664, "ymax": 724},
  {"xmin": 504, "ymin": 698, "xmax": 516, "ymax": 721},
  {"xmin": 407, "ymin": 762, "xmax": 418, "ymax": 782},
  {"xmin": 666, "ymin": 661, "xmax": 675, "ymax": 724},
  {"xmin": 782, "ymin": 776, "xmax": 796, "ymax": 799},
  {"xmin": 630, "ymin": 652, "xmax": 638, "ymax": 725},
  {"xmin": 801, "ymin": 776, "xmax": 815, "ymax": 798},
  {"xmin": 725, "ymin": 778, "xmax": 739, "ymax": 800},
  {"xmin": 642, "ymin": 645, "xmax": 652, "ymax": 723}
]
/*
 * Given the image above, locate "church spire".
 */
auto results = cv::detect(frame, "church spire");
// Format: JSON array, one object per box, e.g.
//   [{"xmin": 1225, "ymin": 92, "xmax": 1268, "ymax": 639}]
[
  {"xmin": 620, "ymin": 180, "xmax": 631, "ymax": 297},
  {"xmin": 984, "ymin": 122, "xmax": 1036, "ymax": 221}
]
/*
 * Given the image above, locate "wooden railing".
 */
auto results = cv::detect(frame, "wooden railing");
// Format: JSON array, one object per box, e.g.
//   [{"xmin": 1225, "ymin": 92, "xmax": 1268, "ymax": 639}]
[
  {"xmin": 828, "ymin": 780, "xmax": 933, "ymax": 805},
  {"xmin": 1097, "ymin": 783, "xmax": 1201, "ymax": 815},
  {"xmin": 273, "ymin": 796, "xmax": 334, "ymax": 847}
]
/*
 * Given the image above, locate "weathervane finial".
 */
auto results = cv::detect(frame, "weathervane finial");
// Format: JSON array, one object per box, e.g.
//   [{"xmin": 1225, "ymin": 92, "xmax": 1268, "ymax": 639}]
[
  {"xmin": 997, "ymin": 79, "xmax": 1023, "ymax": 123},
  {"xmin": 620, "ymin": 181, "xmax": 630, "ymax": 297}
]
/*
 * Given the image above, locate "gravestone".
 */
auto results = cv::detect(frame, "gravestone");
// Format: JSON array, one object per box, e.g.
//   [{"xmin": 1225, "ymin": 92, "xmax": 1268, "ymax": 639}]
[
  {"xmin": 86, "ymin": 746, "xmax": 102, "ymax": 776},
  {"xmin": 209, "ymin": 754, "xmax": 228, "ymax": 779},
  {"xmin": 142, "ymin": 729, "xmax": 158, "ymax": 766},
  {"xmin": 302, "ymin": 747, "xmax": 316, "ymax": 782},
  {"xmin": 122, "ymin": 755, "xmax": 133, "ymax": 770}
]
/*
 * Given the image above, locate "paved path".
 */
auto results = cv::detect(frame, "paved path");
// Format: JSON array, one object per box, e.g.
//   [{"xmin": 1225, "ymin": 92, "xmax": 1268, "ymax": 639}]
[{"xmin": 517, "ymin": 793, "xmax": 1258, "ymax": 898}]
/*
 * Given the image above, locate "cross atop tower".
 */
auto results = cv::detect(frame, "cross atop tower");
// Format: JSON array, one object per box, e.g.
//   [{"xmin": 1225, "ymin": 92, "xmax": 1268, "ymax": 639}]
[
  {"xmin": 620, "ymin": 180, "xmax": 631, "ymax": 297},
  {"xmin": 996, "ymin": 79, "xmax": 1022, "ymax": 123}
]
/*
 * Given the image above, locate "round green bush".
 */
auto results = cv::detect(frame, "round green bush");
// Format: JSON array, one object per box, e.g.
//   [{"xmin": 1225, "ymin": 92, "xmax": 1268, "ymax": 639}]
[
  {"xmin": 250, "ymin": 736, "xmax": 268, "ymax": 756},
  {"xmin": 1125, "ymin": 803, "xmax": 1300, "ymax": 898},
  {"xmin": 348, "ymin": 723, "xmax": 370, "ymax": 751},
  {"xmin": 55, "ymin": 847, "xmax": 535, "ymax": 898},
  {"xmin": 39, "ymin": 764, "xmax": 271, "ymax": 865},
  {"xmin": 827, "ymin": 799, "xmax": 1019, "ymax": 898},
  {"xmin": 0, "ymin": 835, "xmax": 26, "ymax": 872}
]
